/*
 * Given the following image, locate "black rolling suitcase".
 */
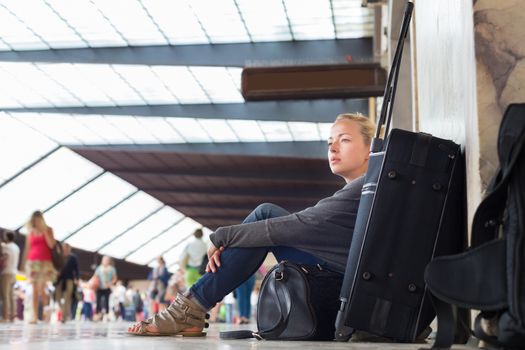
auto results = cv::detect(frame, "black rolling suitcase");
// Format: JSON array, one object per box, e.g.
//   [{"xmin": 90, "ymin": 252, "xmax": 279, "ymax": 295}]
[{"xmin": 334, "ymin": 1, "xmax": 467, "ymax": 343}]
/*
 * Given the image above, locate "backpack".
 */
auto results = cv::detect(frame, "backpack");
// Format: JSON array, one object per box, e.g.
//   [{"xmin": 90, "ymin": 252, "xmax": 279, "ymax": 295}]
[{"xmin": 424, "ymin": 104, "xmax": 525, "ymax": 349}]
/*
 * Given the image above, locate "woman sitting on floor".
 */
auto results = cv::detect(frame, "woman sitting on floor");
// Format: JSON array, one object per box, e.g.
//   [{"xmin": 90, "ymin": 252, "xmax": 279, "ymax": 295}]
[{"xmin": 127, "ymin": 113, "xmax": 374, "ymax": 336}]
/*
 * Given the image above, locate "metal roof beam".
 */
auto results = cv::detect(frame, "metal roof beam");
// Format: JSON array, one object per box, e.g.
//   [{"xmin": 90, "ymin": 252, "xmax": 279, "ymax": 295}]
[
  {"xmin": 3, "ymin": 99, "xmax": 368, "ymax": 123},
  {"xmin": 0, "ymin": 39, "xmax": 372, "ymax": 66},
  {"xmin": 170, "ymin": 201, "xmax": 304, "ymax": 212},
  {"xmin": 71, "ymin": 141, "xmax": 329, "ymax": 159},
  {"xmin": 110, "ymin": 169, "xmax": 338, "ymax": 184},
  {"xmin": 146, "ymin": 187, "xmax": 328, "ymax": 198}
]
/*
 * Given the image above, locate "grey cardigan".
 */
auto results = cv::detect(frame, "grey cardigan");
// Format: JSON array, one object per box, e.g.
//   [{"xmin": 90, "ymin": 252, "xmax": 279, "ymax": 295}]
[{"xmin": 209, "ymin": 175, "xmax": 364, "ymax": 273}]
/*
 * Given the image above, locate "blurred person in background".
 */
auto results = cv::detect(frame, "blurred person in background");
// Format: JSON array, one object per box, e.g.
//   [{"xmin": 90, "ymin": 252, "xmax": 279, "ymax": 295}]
[
  {"xmin": 114, "ymin": 280, "xmax": 127, "ymax": 320},
  {"xmin": 93, "ymin": 255, "xmax": 117, "ymax": 321},
  {"xmin": 179, "ymin": 229, "xmax": 207, "ymax": 288},
  {"xmin": 54, "ymin": 243, "xmax": 79, "ymax": 323},
  {"xmin": 1, "ymin": 231, "xmax": 20, "ymax": 322},
  {"xmin": 148, "ymin": 256, "xmax": 170, "ymax": 314},
  {"xmin": 81, "ymin": 280, "xmax": 96, "ymax": 321},
  {"xmin": 22, "ymin": 211, "xmax": 57, "ymax": 324},
  {"xmin": 234, "ymin": 274, "xmax": 256, "ymax": 324},
  {"xmin": 132, "ymin": 289, "xmax": 144, "ymax": 322}
]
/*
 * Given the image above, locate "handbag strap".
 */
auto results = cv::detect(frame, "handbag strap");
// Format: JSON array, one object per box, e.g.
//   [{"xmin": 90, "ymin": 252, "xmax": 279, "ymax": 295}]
[{"xmin": 255, "ymin": 274, "xmax": 293, "ymax": 339}]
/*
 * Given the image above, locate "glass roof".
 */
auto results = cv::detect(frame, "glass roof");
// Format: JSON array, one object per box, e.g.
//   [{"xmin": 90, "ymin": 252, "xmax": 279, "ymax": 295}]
[
  {"xmin": 124, "ymin": 217, "xmax": 196, "ymax": 266},
  {"xmin": 65, "ymin": 191, "xmax": 163, "ymax": 251},
  {"xmin": 98, "ymin": 206, "xmax": 185, "ymax": 259},
  {"xmin": 0, "ymin": 0, "xmax": 371, "ymax": 270},
  {"xmin": 0, "ymin": 115, "xmax": 209, "ymax": 267},
  {"xmin": 47, "ymin": 172, "xmax": 137, "ymax": 241},
  {"xmin": 0, "ymin": 0, "xmax": 372, "ymax": 51},
  {"xmin": 0, "ymin": 63, "xmax": 244, "ymax": 108},
  {"xmin": 0, "ymin": 112, "xmax": 56, "ymax": 184},
  {"xmin": 0, "ymin": 147, "xmax": 102, "ymax": 230}
]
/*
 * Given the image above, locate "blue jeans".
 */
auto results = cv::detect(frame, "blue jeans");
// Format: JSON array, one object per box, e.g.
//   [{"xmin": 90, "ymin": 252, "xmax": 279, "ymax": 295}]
[{"xmin": 190, "ymin": 203, "xmax": 324, "ymax": 310}]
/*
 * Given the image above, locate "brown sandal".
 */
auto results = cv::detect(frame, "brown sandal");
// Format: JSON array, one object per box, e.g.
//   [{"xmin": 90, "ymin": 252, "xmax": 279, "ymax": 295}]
[{"xmin": 127, "ymin": 293, "xmax": 208, "ymax": 336}]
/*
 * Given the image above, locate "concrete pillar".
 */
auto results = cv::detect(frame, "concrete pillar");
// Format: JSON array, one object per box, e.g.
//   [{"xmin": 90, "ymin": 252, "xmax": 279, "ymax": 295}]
[
  {"xmin": 410, "ymin": 0, "xmax": 479, "ymax": 227},
  {"xmin": 474, "ymin": 0, "xmax": 525, "ymax": 189}
]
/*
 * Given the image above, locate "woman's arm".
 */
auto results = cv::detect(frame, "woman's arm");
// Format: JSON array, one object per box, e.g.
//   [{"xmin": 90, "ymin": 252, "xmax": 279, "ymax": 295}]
[
  {"xmin": 210, "ymin": 177, "xmax": 364, "ymax": 251},
  {"xmin": 44, "ymin": 227, "xmax": 56, "ymax": 249}
]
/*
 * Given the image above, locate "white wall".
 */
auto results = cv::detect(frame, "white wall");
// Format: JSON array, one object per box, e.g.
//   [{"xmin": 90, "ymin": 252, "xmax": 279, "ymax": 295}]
[{"xmin": 411, "ymin": 0, "xmax": 480, "ymax": 229}]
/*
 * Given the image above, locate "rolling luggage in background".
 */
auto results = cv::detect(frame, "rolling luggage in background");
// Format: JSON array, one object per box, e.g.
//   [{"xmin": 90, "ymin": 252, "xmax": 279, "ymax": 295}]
[{"xmin": 334, "ymin": 1, "xmax": 468, "ymax": 342}]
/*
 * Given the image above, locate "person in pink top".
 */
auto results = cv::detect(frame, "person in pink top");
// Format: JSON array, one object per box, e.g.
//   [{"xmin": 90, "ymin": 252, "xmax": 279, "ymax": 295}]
[{"xmin": 22, "ymin": 211, "xmax": 57, "ymax": 324}]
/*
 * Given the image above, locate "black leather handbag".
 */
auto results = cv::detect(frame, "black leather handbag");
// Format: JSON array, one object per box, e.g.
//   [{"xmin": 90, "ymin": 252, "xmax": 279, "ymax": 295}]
[{"xmin": 220, "ymin": 261, "xmax": 343, "ymax": 341}]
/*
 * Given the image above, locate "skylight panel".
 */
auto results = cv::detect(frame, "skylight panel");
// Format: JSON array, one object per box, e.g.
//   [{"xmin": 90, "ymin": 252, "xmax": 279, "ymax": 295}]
[
  {"xmin": 235, "ymin": 0, "xmax": 292, "ymax": 42},
  {"xmin": 90, "ymin": 0, "xmax": 166, "ymax": 45},
  {"xmin": 140, "ymin": 0, "xmax": 209, "ymax": 44},
  {"xmin": 0, "ymin": 88, "xmax": 22, "ymax": 107},
  {"xmin": 0, "ymin": 114, "xmax": 57, "ymax": 184},
  {"xmin": 66, "ymin": 191, "xmax": 162, "ymax": 251},
  {"xmin": 2, "ymin": 0, "xmax": 84, "ymax": 48},
  {"xmin": 0, "ymin": 7, "xmax": 47, "ymax": 50},
  {"xmin": 46, "ymin": 172, "xmax": 137, "ymax": 240},
  {"xmin": 112, "ymin": 65, "xmax": 177, "ymax": 104},
  {"xmin": 73, "ymin": 64, "xmax": 143, "ymax": 105},
  {"xmin": 98, "ymin": 206, "xmax": 185, "ymax": 259},
  {"xmin": 288, "ymin": 122, "xmax": 323, "ymax": 141},
  {"xmin": 6, "ymin": 63, "xmax": 80, "ymax": 105},
  {"xmin": 124, "ymin": 219, "xmax": 194, "ymax": 265},
  {"xmin": 45, "ymin": 0, "xmax": 127, "ymax": 47},
  {"xmin": 165, "ymin": 117, "xmax": 211, "ymax": 142},
  {"xmin": 318, "ymin": 122, "xmax": 332, "ymax": 140},
  {"xmin": 189, "ymin": 0, "xmax": 250, "ymax": 43},
  {"xmin": 38, "ymin": 63, "xmax": 114, "ymax": 106},
  {"xmin": 190, "ymin": 67, "xmax": 243, "ymax": 103},
  {"xmin": 225, "ymin": 120, "xmax": 266, "ymax": 142},
  {"xmin": 74, "ymin": 115, "xmax": 133, "ymax": 144},
  {"xmin": 258, "ymin": 121, "xmax": 293, "ymax": 141},
  {"xmin": 197, "ymin": 119, "xmax": 239, "ymax": 142},
  {"xmin": 103, "ymin": 116, "xmax": 159, "ymax": 144},
  {"xmin": 0, "ymin": 147, "xmax": 102, "ymax": 230},
  {"xmin": 284, "ymin": 0, "xmax": 335, "ymax": 40},
  {"xmin": 134, "ymin": 117, "xmax": 186, "ymax": 144},
  {"xmin": 226, "ymin": 67, "xmax": 242, "ymax": 91},
  {"xmin": 13, "ymin": 113, "xmax": 84, "ymax": 145},
  {"xmin": 332, "ymin": 0, "xmax": 374, "ymax": 38},
  {"xmin": 0, "ymin": 64, "xmax": 52, "ymax": 106},
  {"xmin": 153, "ymin": 66, "xmax": 209, "ymax": 104}
]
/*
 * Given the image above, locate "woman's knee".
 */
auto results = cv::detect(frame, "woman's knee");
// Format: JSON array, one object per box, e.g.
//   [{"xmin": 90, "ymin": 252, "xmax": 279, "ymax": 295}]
[{"xmin": 253, "ymin": 203, "xmax": 282, "ymax": 219}]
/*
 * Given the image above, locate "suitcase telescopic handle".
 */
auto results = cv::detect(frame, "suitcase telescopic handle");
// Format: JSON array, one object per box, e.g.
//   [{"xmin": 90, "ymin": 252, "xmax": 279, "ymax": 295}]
[{"xmin": 371, "ymin": 1, "xmax": 414, "ymax": 153}]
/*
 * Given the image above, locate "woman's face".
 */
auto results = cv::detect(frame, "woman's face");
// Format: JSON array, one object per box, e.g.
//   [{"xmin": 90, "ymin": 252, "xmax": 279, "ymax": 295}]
[
  {"xmin": 32, "ymin": 216, "xmax": 45, "ymax": 231},
  {"xmin": 328, "ymin": 119, "xmax": 370, "ymax": 183}
]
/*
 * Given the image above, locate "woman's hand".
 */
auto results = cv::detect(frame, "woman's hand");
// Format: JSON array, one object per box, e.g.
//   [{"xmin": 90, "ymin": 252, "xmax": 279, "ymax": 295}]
[{"xmin": 206, "ymin": 245, "xmax": 225, "ymax": 273}]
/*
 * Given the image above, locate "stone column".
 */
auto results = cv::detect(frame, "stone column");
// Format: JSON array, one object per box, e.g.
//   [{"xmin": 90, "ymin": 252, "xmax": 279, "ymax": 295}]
[{"xmin": 474, "ymin": 0, "xmax": 525, "ymax": 189}]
